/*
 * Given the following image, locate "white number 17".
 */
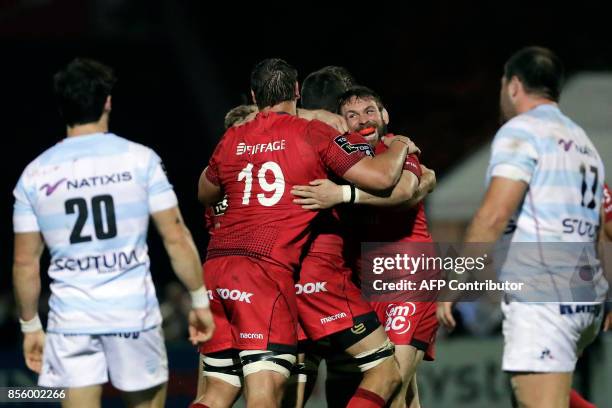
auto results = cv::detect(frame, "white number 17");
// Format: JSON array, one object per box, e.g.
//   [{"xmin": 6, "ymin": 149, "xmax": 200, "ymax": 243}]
[{"xmin": 237, "ymin": 161, "xmax": 285, "ymax": 207}]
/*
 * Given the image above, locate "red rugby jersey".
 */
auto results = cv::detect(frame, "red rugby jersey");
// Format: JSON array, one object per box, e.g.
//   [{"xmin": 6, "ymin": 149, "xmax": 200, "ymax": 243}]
[
  {"xmin": 604, "ymin": 183, "xmax": 612, "ymax": 224},
  {"xmin": 204, "ymin": 111, "xmax": 373, "ymax": 272}
]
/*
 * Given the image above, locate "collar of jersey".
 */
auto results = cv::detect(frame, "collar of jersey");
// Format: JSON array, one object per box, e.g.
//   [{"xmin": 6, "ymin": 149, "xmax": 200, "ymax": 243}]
[{"xmin": 61, "ymin": 132, "xmax": 110, "ymax": 143}]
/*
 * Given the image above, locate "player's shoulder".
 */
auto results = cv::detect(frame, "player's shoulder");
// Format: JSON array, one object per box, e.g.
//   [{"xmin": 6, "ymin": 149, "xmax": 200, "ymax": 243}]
[
  {"xmin": 495, "ymin": 112, "xmax": 543, "ymax": 143},
  {"xmin": 108, "ymin": 134, "xmax": 164, "ymax": 166}
]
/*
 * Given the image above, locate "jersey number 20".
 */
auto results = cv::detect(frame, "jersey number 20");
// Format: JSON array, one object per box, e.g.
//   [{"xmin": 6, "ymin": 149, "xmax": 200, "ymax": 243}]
[{"xmin": 65, "ymin": 195, "xmax": 117, "ymax": 243}]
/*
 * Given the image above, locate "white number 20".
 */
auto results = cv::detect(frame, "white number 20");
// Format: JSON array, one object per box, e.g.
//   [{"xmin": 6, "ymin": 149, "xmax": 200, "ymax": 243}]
[{"xmin": 238, "ymin": 161, "xmax": 285, "ymax": 207}]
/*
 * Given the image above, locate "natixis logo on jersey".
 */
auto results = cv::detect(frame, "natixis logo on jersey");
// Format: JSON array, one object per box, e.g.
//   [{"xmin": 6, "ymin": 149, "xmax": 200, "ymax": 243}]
[
  {"xmin": 39, "ymin": 172, "xmax": 133, "ymax": 196},
  {"xmin": 236, "ymin": 140, "xmax": 286, "ymax": 155},
  {"xmin": 558, "ymin": 139, "xmax": 597, "ymax": 158},
  {"xmin": 40, "ymin": 178, "xmax": 67, "ymax": 196}
]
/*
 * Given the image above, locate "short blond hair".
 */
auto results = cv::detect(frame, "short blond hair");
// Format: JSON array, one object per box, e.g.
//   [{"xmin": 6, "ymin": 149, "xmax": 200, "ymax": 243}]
[{"xmin": 224, "ymin": 104, "xmax": 258, "ymax": 129}]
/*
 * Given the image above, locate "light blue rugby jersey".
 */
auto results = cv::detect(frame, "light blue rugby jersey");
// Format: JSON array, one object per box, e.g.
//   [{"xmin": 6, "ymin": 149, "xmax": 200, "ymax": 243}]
[
  {"xmin": 486, "ymin": 104, "xmax": 608, "ymax": 302},
  {"xmin": 13, "ymin": 133, "xmax": 178, "ymax": 333}
]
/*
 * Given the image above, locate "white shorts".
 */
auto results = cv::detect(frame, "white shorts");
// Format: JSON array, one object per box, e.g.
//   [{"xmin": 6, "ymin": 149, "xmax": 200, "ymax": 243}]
[
  {"xmin": 39, "ymin": 326, "xmax": 168, "ymax": 391},
  {"xmin": 501, "ymin": 302, "xmax": 602, "ymax": 373}
]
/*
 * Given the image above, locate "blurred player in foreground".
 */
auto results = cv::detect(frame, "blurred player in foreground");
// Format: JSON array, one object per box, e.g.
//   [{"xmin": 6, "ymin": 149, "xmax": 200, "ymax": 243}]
[
  {"xmin": 197, "ymin": 58, "xmax": 417, "ymax": 408},
  {"xmin": 437, "ymin": 47, "xmax": 608, "ymax": 408},
  {"xmin": 12, "ymin": 58, "xmax": 214, "ymax": 408}
]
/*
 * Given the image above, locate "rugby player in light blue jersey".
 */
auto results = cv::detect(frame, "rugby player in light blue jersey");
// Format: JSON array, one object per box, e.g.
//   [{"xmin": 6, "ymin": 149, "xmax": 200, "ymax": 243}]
[
  {"xmin": 438, "ymin": 47, "xmax": 608, "ymax": 408},
  {"xmin": 12, "ymin": 58, "xmax": 214, "ymax": 408}
]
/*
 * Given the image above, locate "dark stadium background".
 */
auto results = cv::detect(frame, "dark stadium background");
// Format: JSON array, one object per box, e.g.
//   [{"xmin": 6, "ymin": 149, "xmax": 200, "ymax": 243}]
[{"xmin": 1, "ymin": 1, "xmax": 611, "ymax": 406}]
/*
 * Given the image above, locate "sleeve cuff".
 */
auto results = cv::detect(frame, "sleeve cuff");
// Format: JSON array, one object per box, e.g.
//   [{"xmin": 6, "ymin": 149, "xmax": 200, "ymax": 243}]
[
  {"xmin": 13, "ymin": 216, "xmax": 41, "ymax": 233},
  {"xmin": 490, "ymin": 163, "xmax": 532, "ymax": 184},
  {"xmin": 149, "ymin": 190, "xmax": 179, "ymax": 214}
]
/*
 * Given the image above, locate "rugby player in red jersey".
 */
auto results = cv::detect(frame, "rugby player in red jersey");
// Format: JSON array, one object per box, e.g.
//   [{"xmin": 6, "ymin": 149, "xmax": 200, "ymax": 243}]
[
  {"xmin": 279, "ymin": 67, "xmax": 410, "ymax": 408},
  {"xmin": 192, "ymin": 102, "xmax": 355, "ymax": 408},
  {"xmin": 196, "ymin": 59, "xmax": 418, "ymax": 408},
  {"xmin": 292, "ymin": 85, "xmax": 437, "ymax": 408},
  {"xmin": 601, "ymin": 183, "xmax": 612, "ymax": 331}
]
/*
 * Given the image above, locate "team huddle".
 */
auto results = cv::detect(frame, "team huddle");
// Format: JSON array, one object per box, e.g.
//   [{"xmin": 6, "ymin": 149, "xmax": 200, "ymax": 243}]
[{"xmin": 11, "ymin": 47, "xmax": 612, "ymax": 408}]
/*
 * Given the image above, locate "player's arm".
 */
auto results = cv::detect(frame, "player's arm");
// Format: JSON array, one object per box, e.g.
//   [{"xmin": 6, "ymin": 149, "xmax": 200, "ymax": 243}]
[
  {"xmin": 343, "ymin": 136, "xmax": 419, "ymax": 191},
  {"xmin": 151, "ymin": 206, "xmax": 214, "ymax": 343},
  {"xmin": 297, "ymin": 108, "xmax": 348, "ymax": 133},
  {"xmin": 13, "ymin": 232, "xmax": 44, "ymax": 322},
  {"xmin": 292, "ymin": 170, "xmax": 417, "ymax": 210},
  {"xmin": 292, "ymin": 164, "xmax": 435, "ymax": 210},
  {"xmin": 146, "ymin": 150, "xmax": 214, "ymax": 343},
  {"xmin": 464, "ymin": 176, "xmax": 527, "ymax": 242},
  {"xmin": 437, "ymin": 176, "xmax": 527, "ymax": 330},
  {"xmin": 198, "ymin": 166, "xmax": 223, "ymax": 207},
  {"xmin": 13, "ymin": 231, "xmax": 46, "ymax": 374},
  {"xmin": 404, "ymin": 165, "xmax": 436, "ymax": 208}
]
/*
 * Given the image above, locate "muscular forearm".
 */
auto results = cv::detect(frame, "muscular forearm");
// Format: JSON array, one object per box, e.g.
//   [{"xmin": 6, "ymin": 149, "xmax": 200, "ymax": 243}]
[
  {"xmin": 13, "ymin": 262, "xmax": 41, "ymax": 321},
  {"xmin": 164, "ymin": 229, "xmax": 205, "ymax": 291},
  {"xmin": 355, "ymin": 171, "xmax": 419, "ymax": 208},
  {"xmin": 464, "ymin": 209, "xmax": 508, "ymax": 243},
  {"xmin": 404, "ymin": 171, "xmax": 436, "ymax": 208}
]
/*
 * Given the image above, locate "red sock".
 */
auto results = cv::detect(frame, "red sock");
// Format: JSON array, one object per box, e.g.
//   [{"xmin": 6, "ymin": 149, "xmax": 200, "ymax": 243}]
[
  {"xmin": 189, "ymin": 404, "xmax": 209, "ymax": 408},
  {"xmin": 347, "ymin": 388, "xmax": 386, "ymax": 408},
  {"xmin": 570, "ymin": 389, "xmax": 596, "ymax": 408}
]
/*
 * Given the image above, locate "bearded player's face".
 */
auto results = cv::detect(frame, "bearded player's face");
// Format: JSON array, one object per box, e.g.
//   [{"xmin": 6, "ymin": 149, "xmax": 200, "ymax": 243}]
[{"xmin": 341, "ymin": 96, "xmax": 385, "ymax": 147}]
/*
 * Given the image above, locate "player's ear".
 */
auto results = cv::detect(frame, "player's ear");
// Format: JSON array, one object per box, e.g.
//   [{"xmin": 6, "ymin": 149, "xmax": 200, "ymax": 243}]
[
  {"xmin": 509, "ymin": 76, "xmax": 521, "ymax": 99},
  {"xmin": 382, "ymin": 107, "xmax": 389, "ymax": 125},
  {"xmin": 104, "ymin": 96, "xmax": 112, "ymax": 113},
  {"xmin": 250, "ymin": 90, "xmax": 257, "ymax": 105},
  {"xmin": 294, "ymin": 81, "xmax": 301, "ymax": 100}
]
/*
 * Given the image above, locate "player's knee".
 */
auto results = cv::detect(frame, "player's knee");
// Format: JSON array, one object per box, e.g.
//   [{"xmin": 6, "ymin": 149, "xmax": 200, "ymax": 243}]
[
  {"xmin": 239, "ymin": 350, "xmax": 297, "ymax": 379},
  {"xmin": 202, "ymin": 351, "xmax": 243, "ymax": 388}
]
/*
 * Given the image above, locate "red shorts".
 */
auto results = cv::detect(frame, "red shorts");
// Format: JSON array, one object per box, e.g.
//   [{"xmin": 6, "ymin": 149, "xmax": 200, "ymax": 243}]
[
  {"xmin": 372, "ymin": 301, "xmax": 437, "ymax": 360},
  {"xmin": 297, "ymin": 252, "xmax": 375, "ymax": 341},
  {"xmin": 198, "ymin": 256, "xmax": 298, "ymax": 355}
]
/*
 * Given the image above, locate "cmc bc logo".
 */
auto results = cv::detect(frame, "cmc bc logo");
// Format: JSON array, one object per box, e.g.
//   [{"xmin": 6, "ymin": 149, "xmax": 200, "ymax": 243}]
[
  {"xmin": 384, "ymin": 303, "xmax": 417, "ymax": 335},
  {"xmin": 295, "ymin": 282, "xmax": 327, "ymax": 295},
  {"xmin": 216, "ymin": 288, "xmax": 253, "ymax": 303}
]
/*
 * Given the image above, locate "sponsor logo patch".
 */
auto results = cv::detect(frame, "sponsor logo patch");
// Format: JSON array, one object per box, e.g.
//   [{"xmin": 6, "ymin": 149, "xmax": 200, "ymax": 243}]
[{"xmin": 334, "ymin": 135, "xmax": 374, "ymax": 156}]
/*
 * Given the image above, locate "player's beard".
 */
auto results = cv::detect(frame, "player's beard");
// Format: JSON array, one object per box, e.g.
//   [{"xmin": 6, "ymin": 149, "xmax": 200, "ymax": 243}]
[
  {"xmin": 499, "ymin": 85, "xmax": 517, "ymax": 124},
  {"xmin": 356, "ymin": 120, "xmax": 386, "ymax": 147}
]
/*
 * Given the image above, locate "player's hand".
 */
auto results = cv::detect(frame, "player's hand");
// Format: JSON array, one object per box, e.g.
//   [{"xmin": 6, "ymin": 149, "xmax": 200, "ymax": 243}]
[
  {"xmin": 604, "ymin": 311, "xmax": 612, "ymax": 331},
  {"xmin": 291, "ymin": 179, "xmax": 343, "ymax": 210},
  {"xmin": 382, "ymin": 134, "xmax": 420, "ymax": 155},
  {"xmin": 23, "ymin": 330, "xmax": 45, "ymax": 374},
  {"xmin": 188, "ymin": 308, "xmax": 215, "ymax": 346},
  {"xmin": 436, "ymin": 302, "xmax": 456, "ymax": 331},
  {"xmin": 302, "ymin": 109, "xmax": 349, "ymax": 133}
]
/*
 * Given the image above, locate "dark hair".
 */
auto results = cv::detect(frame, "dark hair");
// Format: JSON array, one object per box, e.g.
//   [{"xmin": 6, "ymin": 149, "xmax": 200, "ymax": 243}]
[
  {"xmin": 318, "ymin": 66, "xmax": 355, "ymax": 88},
  {"xmin": 250, "ymin": 58, "xmax": 298, "ymax": 110},
  {"xmin": 504, "ymin": 46, "xmax": 564, "ymax": 102},
  {"xmin": 338, "ymin": 86, "xmax": 384, "ymax": 112},
  {"xmin": 224, "ymin": 104, "xmax": 257, "ymax": 129},
  {"xmin": 53, "ymin": 58, "xmax": 116, "ymax": 127},
  {"xmin": 301, "ymin": 70, "xmax": 351, "ymax": 112}
]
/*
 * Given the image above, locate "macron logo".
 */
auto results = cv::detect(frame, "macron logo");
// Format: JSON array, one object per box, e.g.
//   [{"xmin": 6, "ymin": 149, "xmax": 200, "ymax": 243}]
[{"xmin": 40, "ymin": 178, "xmax": 66, "ymax": 196}]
